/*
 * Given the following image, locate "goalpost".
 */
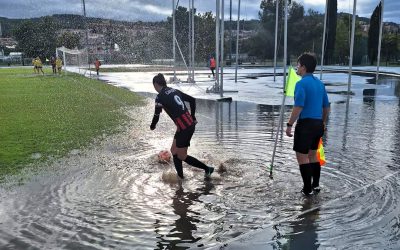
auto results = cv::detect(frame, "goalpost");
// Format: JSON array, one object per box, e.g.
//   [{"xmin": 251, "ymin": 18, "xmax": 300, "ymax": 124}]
[{"xmin": 56, "ymin": 46, "xmax": 89, "ymax": 76}]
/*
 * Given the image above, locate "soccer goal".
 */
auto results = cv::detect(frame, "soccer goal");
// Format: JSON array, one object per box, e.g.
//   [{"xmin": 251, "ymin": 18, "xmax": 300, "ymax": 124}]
[{"xmin": 56, "ymin": 46, "xmax": 89, "ymax": 76}]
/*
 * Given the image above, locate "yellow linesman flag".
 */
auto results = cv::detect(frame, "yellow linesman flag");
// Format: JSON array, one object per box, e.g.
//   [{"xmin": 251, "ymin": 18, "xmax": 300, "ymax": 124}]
[
  {"xmin": 317, "ymin": 138, "xmax": 326, "ymax": 166},
  {"xmin": 285, "ymin": 66, "xmax": 301, "ymax": 97}
]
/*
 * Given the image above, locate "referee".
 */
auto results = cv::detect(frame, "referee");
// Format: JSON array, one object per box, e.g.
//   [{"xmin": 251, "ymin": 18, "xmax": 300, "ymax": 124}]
[{"xmin": 286, "ymin": 53, "xmax": 330, "ymax": 196}]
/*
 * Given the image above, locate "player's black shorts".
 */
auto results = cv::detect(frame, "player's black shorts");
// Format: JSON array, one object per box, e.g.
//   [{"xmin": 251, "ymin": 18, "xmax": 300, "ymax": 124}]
[
  {"xmin": 174, "ymin": 125, "xmax": 195, "ymax": 148},
  {"xmin": 293, "ymin": 118, "xmax": 324, "ymax": 154}
]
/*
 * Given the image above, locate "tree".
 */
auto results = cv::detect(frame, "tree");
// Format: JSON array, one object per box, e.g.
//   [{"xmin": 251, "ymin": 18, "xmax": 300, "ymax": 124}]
[
  {"xmin": 195, "ymin": 12, "xmax": 215, "ymax": 63},
  {"xmin": 13, "ymin": 16, "xmax": 58, "ymax": 59},
  {"xmin": 382, "ymin": 32, "xmax": 399, "ymax": 64},
  {"xmin": 163, "ymin": 6, "xmax": 215, "ymax": 64},
  {"xmin": 334, "ymin": 14, "xmax": 366, "ymax": 65},
  {"xmin": 368, "ymin": 2, "xmax": 381, "ymax": 65},
  {"xmin": 325, "ymin": 0, "xmax": 337, "ymax": 64},
  {"xmin": 57, "ymin": 31, "xmax": 81, "ymax": 49},
  {"xmin": 334, "ymin": 17, "xmax": 350, "ymax": 65},
  {"xmin": 250, "ymin": 0, "xmax": 323, "ymax": 61}
]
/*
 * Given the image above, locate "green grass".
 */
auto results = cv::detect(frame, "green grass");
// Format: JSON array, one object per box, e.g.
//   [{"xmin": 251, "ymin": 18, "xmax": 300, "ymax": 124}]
[{"xmin": 0, "ymin": 67, "xmax": 144, "ymax": 177}]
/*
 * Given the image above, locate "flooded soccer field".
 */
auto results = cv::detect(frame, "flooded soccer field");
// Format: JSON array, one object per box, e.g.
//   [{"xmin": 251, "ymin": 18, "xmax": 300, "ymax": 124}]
[{"xmin": 1, "ymin": 69, "xmax": 400, "ymax": 249}]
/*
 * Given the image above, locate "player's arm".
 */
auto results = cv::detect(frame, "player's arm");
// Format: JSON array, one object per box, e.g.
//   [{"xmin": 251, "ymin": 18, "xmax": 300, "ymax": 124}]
[
  {"xmin": 180, "ymin": 91, "xmax": 196, "ymax": 121},
  {"xmin": 150, "ymin": 102, "xmax": 163, "ymax": 130}
]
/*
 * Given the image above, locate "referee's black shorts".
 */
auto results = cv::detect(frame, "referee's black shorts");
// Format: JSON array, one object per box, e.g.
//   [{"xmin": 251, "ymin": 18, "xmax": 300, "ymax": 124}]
[
  {"xmin": 174, "ymin": 125, "xmax": 195, "ymax": 148},
  {"xmin": 293, "ymin": 118, "xmax": 324, "ymax": 154}
]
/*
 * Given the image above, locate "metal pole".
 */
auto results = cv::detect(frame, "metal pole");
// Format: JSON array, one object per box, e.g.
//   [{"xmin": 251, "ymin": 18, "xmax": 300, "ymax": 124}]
[
  {"xmin": 215, "ymin": 0, "xmax": 220, "ymax": 91},
  {"xmin": 188, "ymin": 0, "xmax": 191, "ymax": 81},
  {"xmin": 63, "ymin": 50, "xmax": 67, "ymax": 72},
  {"xmin": 229, "ymin": 0, "xmax": 232, "ymax": 63},
  {"xmin": 347, "ymin": 0, "xmax": 357, "ymax": 95},
  {"xmin": 220, "ymin": 0, "xmax": 225, "ymax": 97},
  {"xmin": 82, "ymin": 0, "xmax": 91, "ymax": 77},
  {"xmin": 283, "ymin": 0, "xmax": 288, "ymax": 90},
  {"xmin": 173, "ymin": 0, "xmax": 176, "ymax": 81},
  {"xmin": 376, "ymin": 0, "xmax": 384, "ymax": 80},
  {"xmin": 320, "ymin": 0, "xmax": 328, "ymax": 79},
  {"xmin": 191, "ymin": 0, "xmax": 195, "ymax": 81},
  {"xmin": 273, "ymin": 0, "xmax": 279, "ymax": 81},
  {"xmin": 235, "ymin": 0, "xmax": 241, "ymax": 82},
  {"xmin": 175, "ymin": 37, "xmax": 190, "ymax": 71}
]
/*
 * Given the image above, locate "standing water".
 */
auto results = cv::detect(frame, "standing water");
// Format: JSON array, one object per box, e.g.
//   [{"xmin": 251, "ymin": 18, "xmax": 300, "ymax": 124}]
[{"xmin": 1, "ymin": 70, "xmax": 400, "ymax": 249}]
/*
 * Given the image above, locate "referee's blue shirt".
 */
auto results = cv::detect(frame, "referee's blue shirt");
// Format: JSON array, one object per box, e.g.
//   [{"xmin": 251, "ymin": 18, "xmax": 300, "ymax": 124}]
[{"xmin": 294, "ymin": 73, "xmax": 330, "ymax": 119}]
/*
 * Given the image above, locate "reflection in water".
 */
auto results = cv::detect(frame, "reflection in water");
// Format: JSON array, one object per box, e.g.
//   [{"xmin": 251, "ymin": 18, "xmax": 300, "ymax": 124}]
[
  {"xmin": 280, "ymin": 199, "xmax": 320, "ymax": 250},
  {"xmin": 1, "ymin": 73, "xmax": 400, "ymax": 249},
  {"xmin": 155, "ymin": 182, "xmax": 214, "ymax": 249}
]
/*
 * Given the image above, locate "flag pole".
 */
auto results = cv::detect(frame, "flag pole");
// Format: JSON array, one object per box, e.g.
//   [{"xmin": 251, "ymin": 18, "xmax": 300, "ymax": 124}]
[{"xmin": 270, "ymin": 0, "xmax": 288, "ymax": 178}]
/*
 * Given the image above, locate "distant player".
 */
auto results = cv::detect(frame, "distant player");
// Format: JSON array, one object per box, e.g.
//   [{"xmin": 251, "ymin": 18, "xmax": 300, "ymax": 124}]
[
  {"xmin": 209, "ymin": 56, "xmax": 216, "ymax": 78},
  {"xmin": 150, "ymin": 73, "xmax": 214, "ymax": 179},
  {"xmin": 50, "ymin": 56, "xmax": 56, "ymax": 74},
  {"xmin": 94, "ymin": 58, "xmax": 101, "ymax": 76},
  {"xmin": 32, "ymin": 57, "xmax": 38, "ymax": 74},
  {"xmin": 35, "ymin": 57, "xmax": 44, "ymax": 75},
  {"xmin": 56, "ymin": 57, "xmax": 63, "ymax": 74}
]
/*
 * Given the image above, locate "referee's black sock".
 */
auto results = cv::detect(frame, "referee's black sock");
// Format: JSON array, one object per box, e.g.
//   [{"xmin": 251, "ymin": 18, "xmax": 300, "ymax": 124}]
[
  {"xmin": 299, "ymin": 163, "xmax": 312, "ymax": 194},
  {"xmin": 310, "ymin": 162, "xmax": 321, "ymax": 188},
  {"xmin": 173, "ymin": 155, "xmax": 184, "ymax": 179},
  {"xmin": 184, "ymin": 155, "xmax": 208, "ymax": 171}
]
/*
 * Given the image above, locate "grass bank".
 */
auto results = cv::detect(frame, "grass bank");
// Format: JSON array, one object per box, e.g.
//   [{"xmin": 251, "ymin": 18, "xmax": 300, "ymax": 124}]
[{"xmin": 0, "ymin": 67, "xmax": 144, "ymax": 177}]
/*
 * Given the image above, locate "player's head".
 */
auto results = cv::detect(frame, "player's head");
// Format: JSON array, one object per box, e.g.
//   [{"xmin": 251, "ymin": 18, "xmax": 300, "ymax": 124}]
[
  {"xmin": 297, "ymin": 52, "xmax": 317, "ymax": 74},
  {"xmin": 153, "ymin": 73, "xmax": 167, "ymax": 92}
]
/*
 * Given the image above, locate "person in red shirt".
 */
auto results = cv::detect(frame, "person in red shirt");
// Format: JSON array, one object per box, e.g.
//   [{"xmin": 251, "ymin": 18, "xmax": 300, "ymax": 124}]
[
  {"xmin": 150, "ymin": 73, "xmax": 214, "ymax": 179},
  {"xmin": 209, "ymin": 56, "xmax": 216, "ymax": 78},
  {"xmin": 94, "ymin": 58, "xmax": 101, "ymax": 76}
]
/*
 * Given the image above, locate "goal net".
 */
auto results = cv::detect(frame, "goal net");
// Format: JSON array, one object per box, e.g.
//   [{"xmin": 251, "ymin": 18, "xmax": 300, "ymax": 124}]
[{"xmin": 56, "ymin": 46, "xmax": 89, "ymax": 76}]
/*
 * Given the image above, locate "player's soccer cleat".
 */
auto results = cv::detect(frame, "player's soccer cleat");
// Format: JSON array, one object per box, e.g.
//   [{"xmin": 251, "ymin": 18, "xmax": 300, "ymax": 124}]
[
  {"xmin": 312, "ymin": 186, "xmax": 321, "ymax": 194},
  {"xmin": 205, "ymin": 167, "xmax": 214, "ymax": 177}
]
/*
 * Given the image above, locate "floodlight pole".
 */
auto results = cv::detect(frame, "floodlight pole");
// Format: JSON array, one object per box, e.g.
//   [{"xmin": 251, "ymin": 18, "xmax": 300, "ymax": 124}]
[
  {"xmin": 273, "ymin": 0, "xmax": 279, "ymax": 81},
  {"xmin": 215, "ymin": 0, "xmax": 220, "ymax": 92},
  {"xmin": 320, "ymin": 0, "xmax": 328, "ymax": 80},
  {"xmin": 235, "ymin": 0, "xmax": 241, "ymax": 82},
  {"xmin": 188, "ymin": 0, "xmax": 192, "ymax": 81},
  {"xmin": 229, "ymin": 0, "xmax": 232, "ymax": 64},
  {"xmin": 191, "ymin": 0, "xmax": 195, "ymax": 81},
  {"xmin": 347, "ymin": 0, "xmax": 357, "ymax": 95},
  {"xmin": 376, "ymin": 0, "xmax": 384, "ymax": 80},
  {"xmin": 220, "ymin": 0, "xmax": 225, "ymax": 97},
  {"xmin": 282, "ymin": 0, "xmax": 288, "ymax": 90},
  {"xmin": 82, "ymin": 0, "xmax": 91, "ymax": 77},
  {"xmin": 173, "ymin": 0, "xmax": 176, "ymax": 81}
]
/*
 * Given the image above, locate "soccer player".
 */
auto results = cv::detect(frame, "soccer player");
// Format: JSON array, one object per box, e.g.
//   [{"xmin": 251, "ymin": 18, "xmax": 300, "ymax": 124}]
[
  {"xmin": 150, "ymin": 73, "xmax": 214, "ymax": 179},
  {"xmin": 35, "ymin": 57, "xmax": 44, "ymax": 75},
  {"xmin": 56, "ymin": 57, "xmax": 63, "ymax": 74}
]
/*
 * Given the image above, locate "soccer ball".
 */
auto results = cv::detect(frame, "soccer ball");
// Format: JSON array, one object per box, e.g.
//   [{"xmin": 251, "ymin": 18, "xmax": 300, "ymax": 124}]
[{"xmin": 158, "ymin": 150, "xmax": 171, "ymax": 163}]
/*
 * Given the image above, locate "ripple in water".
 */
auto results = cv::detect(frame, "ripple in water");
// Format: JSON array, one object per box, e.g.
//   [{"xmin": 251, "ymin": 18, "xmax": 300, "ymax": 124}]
[{"xmin": 1, "ymin": 79, "xmax": 400, "ymax": 249}]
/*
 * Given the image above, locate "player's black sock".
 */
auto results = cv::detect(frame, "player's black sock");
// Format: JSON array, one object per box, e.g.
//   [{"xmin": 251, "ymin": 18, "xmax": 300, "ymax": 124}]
[
  {"xmin": 173, "ymin": 155, "xmax": 184, "ymax": 179},
  {"xmin": 310, "ymin": 162, "xmax": 321, "ymax": 188},
  {"xmin": 184, "ymin": 155, "xmax": 208, "ymax": 171},
  {"xmin": 299, "ymin": 163, "xmax": 312, "ymax": 194}
]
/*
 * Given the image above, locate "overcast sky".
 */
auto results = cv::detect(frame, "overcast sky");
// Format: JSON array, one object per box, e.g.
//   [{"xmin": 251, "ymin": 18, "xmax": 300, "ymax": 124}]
[{"xmin": 0, "ymin": 0, "xmax": 399, "ymax": 23}]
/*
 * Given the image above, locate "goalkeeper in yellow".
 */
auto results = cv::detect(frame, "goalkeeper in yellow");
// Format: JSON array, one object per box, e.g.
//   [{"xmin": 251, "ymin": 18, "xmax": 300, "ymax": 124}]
[{"xmin": 56, "ymin": 57, "xmax": 63, "ymax": 74}]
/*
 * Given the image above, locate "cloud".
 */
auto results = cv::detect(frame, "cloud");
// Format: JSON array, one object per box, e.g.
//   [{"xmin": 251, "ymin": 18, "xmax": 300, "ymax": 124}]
[{"xmin": 0, "ymin": 0, "xmax": 398, "ymax": 23}]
